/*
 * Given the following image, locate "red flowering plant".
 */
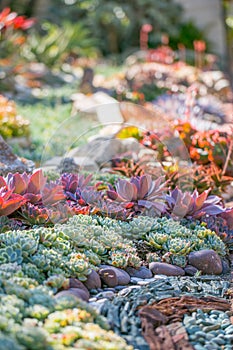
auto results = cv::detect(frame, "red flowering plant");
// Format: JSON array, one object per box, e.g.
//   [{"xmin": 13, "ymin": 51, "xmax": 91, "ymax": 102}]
[{"xmin": 0, "ymin": 8, "xmax": 35, "ymax": 59}]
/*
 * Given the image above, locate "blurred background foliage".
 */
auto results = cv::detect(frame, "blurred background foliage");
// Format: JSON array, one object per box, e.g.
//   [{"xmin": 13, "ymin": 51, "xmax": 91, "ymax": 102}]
[{"xmin": 0, "ymin": 0, "xmax": 208, "ymax": 58}]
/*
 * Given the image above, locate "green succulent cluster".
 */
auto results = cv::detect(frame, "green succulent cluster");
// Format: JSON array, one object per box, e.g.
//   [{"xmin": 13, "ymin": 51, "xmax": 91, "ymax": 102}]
[
  {"xmin": 0, "ymin": 265, "xmax": 132, "ymax": 350},
  {"xmin": 55, "ymin": 215, "xmax": 142, "ymax": 269},
  {"xmin": 0, "ymin": 228, "xmax": 91, "ymax": 282},
  {"xmin": 0, "ymin": 212, "xmax": 228, "ymax": 349},
  {"xmin": 92, "ymin": 215, "xmax": 158, "ymax": 239},
  {"xmin": 143, "ymin": 217, "xmax": 226, "ymax": 267}
]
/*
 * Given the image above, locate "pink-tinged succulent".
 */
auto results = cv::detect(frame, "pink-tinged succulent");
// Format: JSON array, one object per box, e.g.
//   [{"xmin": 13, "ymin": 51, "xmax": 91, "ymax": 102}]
[
  {"xmin": 20, "ymin": 202, "xmax": 87, "ymax": 226},
  {"xmin": 1, "ymin": 170, "xmax": 65, "ymax": 205},
  {"xmin": 166, "ymin": 187, "xmax": 225, "ymax": 219},
  {"xmin": 60, "ymin": 173, "xmax": 92, "ymax": 194},
  {"xmin": 41, "ymin": 183, "xmax": 66, "ymax": 206},
  {"xmin": 60, "ymin": 173, "xmax": 93, "ymax": 205},
  {"xmin": 1, "ymin": 170, "xmax": 46, "ymax": 203},
  {"xmin": 0, "ymin": 187, "xmax": 26, "ymax": 216},
  {"xmin": 107, "ymin": 175, "xmax": 167, "ymax": 215}
]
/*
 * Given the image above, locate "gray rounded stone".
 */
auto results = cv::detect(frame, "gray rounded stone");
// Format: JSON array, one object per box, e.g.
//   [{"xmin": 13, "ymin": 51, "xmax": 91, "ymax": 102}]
[
  {"xmin": 126, "ymin": 266, "xmax": 153, "ymax": 279},
  {"xmin": 188, "ymin": 249, "xmax": 223, "ymax": 275},
  {"xmin": 96, "ymin": 291, "xmax": 115, "ymax": 300},
  {"xmin": 149, "ymin": 262, "xmax": 185, "ymax": 276}
]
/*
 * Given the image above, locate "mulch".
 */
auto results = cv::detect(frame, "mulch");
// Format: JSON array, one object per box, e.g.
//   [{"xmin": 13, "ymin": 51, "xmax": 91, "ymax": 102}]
[{"xmin": 138, "ymin": 295, "xmax": 232, "ymax": 350}]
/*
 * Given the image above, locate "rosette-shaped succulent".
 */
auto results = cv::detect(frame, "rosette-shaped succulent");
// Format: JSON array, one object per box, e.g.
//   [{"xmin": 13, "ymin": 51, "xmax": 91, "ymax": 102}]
[
  {"xmin": 129, "ymin": 216, "xmax": 157, "ymax": 235},
  {"xmin": 147, "ymin": 232, "xmax": 168, "ymax": 249},
  {"xmin": 44, "ymin": 275, "xmax": 69, "ymax": 290},
  {"xmin": 166, "ymin": 187, "xmax": 225, "ymax": 219},
  {"xmin": 0, "ymin": 334, "xmax": 23, "ymax": 350},
  {"xmin": 3, "ymin": 279, "xmax": 31, "ymax": 300},
  {"xmin": 109, "ymin": 250, "xmax": 128, "ymax": 268},
  {"xmin": 194, "ymin": 231, "xmax": 226, "ymax": 256},
  {"xmin": 0, "ymin": 231, "xmax": 39, "ymax": 258},
  {"xmin": 146, "ymin": 252, "xmax": 161, "ymax": 263},
  {"xmin": 127, "ymin": 251, "xmax": 142, "ymax": 268},
  {"xmin": 2, "ymin": 170, "xmax": 65, "ymax": 206},
  {"xmin": 89, "ymin": 239, "xmax": 107, "ymax": 256},
  {"xmin": 163, "ymin": 237, "xmax": 192, "ymax": 255},
  {"xmin": 24, "ymin": 304, "xmax": 50, "ymax": 321},
  {"xmin": 0, "ymin": 187, "xmax": 26, "ymax": 216},
  {"xmin": 170, "ymin": 254, "xmax": 187, "ymax": 267},
  {"xmin": 22, "ymin": 263, "xmax": 45, "ymax": 283},
  {"xmin": 66, "ymin": 252, "xmax": 91, "ymax": 281},
  {"xmin": 0, "ymin": 246, "xmax": 23, "ymax": 264},
  {"xmin": 201, "ymin": 214, "xmax": 233, "ymax": 250},
  {"xmin": 15, "ymin": 326, "xmax": 49, "ymax": 349},
  {"xmin": 29, "ymin": 247, "xmax": 63, "ymax": 273},
  {"xmin": 83, "ymin": 249, "xmax": 101, "ymax": 266},
  {"xmin": 0, "ymin": 262, "xmax": 22, "ymax": 279},
  {"xmin": 107, "ymin": 174, "xmax": 167, "ymax": 216}
]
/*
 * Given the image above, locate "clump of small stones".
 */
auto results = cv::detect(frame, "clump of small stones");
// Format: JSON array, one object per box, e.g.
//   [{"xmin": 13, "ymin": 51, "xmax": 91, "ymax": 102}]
[
  {"xmin": 184, "ymin": 309, "xmax": 233, "ymax": 350},
  {"xmin": 91, "ymin": 276, "xmax": 232, "ymax": 350}
]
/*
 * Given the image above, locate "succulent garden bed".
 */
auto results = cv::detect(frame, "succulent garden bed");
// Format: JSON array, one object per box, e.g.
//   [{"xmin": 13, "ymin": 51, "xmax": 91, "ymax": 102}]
[
  {"xmin": 0, "ymin": 3, "xmax": 233, "ymax": 349},
  {"xmin": 0, "ymin": 77, "xmax": 232, "ymax": 349},
  {"xmin": 0, "ymin": 162, "xmax": 232, "ymax": 349}
]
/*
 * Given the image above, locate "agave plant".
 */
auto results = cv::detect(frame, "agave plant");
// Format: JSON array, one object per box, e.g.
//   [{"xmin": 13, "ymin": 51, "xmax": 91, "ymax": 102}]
[
  {"xmin": 107, "ymin": 174, "xmax": 167, "ymax": 216},
  {"xmin": 0, "ymin": 187, "xmax": 26, "ymax": 216},
  {"xmin": 166, "ymin": 187, "xmax": 225, "ymax": 219}
]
